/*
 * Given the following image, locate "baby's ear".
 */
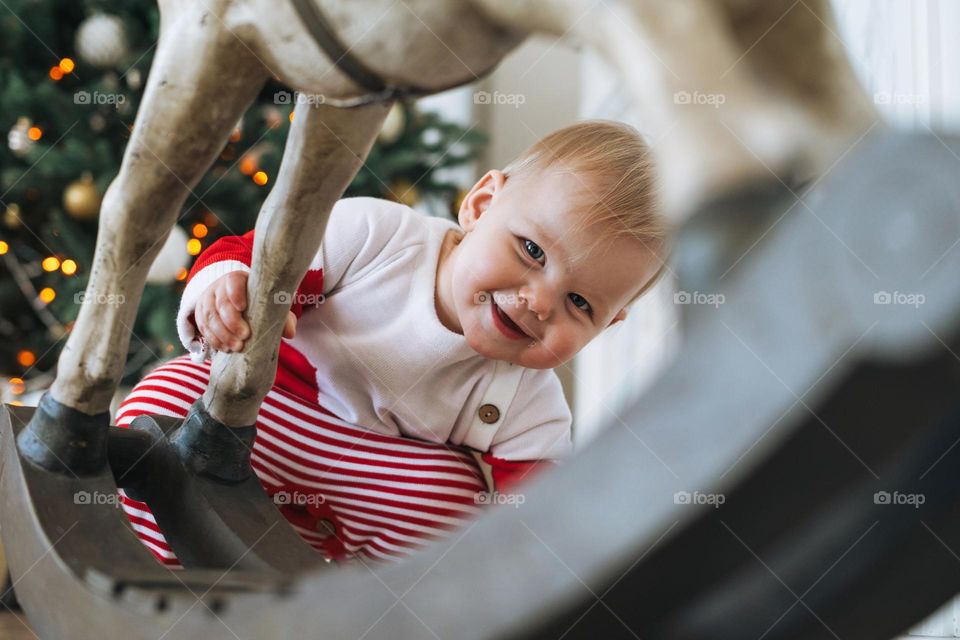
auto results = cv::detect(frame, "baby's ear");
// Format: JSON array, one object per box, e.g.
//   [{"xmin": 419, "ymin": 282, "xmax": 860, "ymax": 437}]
[
  {"xmin": 607, "ymin": 308, "xmax": 627, "ymax": 328},
  {"xmin": 458, "ymin": 170, "xmax": 506, "ymax": 230}
]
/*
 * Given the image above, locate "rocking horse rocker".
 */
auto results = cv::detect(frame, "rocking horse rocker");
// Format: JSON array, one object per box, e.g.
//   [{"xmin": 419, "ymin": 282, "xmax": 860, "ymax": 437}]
[{"xmin": 3, "ymin": 0, "xmax": 960, "ymax": 637}]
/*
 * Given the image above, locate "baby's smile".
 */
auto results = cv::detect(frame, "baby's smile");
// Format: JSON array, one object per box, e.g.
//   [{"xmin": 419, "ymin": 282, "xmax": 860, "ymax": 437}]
[{"xmin": 490, "ymin": 298, "xmax": 531, "ymax": 341}]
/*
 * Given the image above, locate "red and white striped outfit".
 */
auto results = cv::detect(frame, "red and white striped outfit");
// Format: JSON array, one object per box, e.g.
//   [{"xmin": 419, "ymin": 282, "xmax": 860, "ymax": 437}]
[{"xmin": 117, "ymin": 355, "xmax": 491, "ymax": 566}]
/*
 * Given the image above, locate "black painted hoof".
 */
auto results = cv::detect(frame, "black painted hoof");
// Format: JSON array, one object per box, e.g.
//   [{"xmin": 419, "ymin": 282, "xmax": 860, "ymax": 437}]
[
  {"xmin": 171, "ymin": 399, "xmax": 256, "ymax": 484},
  {"xmin": 16, "ymin": 392, "xmax": 110, "ymax": 475}
]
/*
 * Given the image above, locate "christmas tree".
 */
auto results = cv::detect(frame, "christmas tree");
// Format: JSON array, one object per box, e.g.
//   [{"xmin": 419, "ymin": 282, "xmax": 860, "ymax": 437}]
[{"xmin": 0, "ymin": 0, "xmax": 485, "ymax": 400}]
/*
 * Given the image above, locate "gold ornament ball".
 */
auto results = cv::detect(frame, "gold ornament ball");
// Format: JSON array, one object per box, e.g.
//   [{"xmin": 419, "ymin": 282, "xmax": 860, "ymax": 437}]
[
  {"xmin": 3, "ymin": 204, "xmax": 22, "ymax": 229},
  {"xmin": 389, "ymin": 180, "xmax": 419, "ymax": 207},
  {"xmin": 63, "ymin": 173, "xmax": 102, "ymax": 220}
]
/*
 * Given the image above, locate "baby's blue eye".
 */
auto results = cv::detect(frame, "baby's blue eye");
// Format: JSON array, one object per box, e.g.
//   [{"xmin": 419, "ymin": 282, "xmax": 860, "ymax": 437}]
[
  {"xmin": 523, "ymin": 239, "xmax": 545, "ymax": 262},
  {"xmin": 569, "ymin": 293, "xmax": 591, "ymax": 313}
]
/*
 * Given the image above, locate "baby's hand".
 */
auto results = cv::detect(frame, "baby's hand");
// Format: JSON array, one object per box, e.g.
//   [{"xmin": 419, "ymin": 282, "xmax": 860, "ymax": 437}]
[{"xmin": 195, "ymin": 271, "xmax": 296, "ymax": 353}]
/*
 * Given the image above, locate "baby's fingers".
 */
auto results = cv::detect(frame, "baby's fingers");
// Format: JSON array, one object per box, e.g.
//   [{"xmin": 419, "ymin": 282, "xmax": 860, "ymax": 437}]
[
  {"xmin": 197, "ymin": 299, "xmax": 243, "ymax": 352},
  {"xmin": 224, "ymin": 271, "xmax": 248, "ymax": 312},
  {"xmin": 216, "ymin": 288, "xmax": 251, "ymax": 340},
  {"xmin": 282, "ymin": 311, "xmax": 297, "ymax": 339}
]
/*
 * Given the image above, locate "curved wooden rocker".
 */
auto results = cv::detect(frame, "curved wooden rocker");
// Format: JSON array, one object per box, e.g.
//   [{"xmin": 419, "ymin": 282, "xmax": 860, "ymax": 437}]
[{"xmin": 3, "ymin": 1, "xmax": 959, "ymax": 638}]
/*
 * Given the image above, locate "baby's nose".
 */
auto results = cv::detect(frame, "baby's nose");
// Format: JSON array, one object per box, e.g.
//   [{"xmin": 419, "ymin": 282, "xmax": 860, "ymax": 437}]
[{"xmin": 519, "ymin": 290, "xmax": 551, "ymax": 320}]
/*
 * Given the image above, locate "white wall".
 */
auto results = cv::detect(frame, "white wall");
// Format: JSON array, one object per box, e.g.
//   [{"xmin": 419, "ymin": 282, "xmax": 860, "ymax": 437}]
[
  {"xmin": 476, "ymin": 36, "xmax": 583, "ymax": 170},
  {"xmin": 833, "ymin": 0, "xmax": 960, "ymax": 132}
]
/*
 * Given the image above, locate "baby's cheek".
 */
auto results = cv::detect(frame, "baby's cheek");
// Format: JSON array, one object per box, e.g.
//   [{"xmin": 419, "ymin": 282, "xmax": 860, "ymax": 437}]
[
  {"xmin": 453, "ymin": 262, "xmax": 483, "ymax": 299},
  {"xmin": 541, "ymin": 335, "xmax": 579, "ymax": 368}
]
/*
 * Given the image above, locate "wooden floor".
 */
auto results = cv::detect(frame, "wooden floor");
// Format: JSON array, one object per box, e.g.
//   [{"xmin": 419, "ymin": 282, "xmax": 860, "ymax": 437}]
[{"xmin": 0, "ymin": 611, "xmax": 35, "ymax": 639}]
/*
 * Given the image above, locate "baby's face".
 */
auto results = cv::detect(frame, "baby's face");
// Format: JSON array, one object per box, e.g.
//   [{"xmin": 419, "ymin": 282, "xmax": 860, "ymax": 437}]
[{"xmin": 443, "ymin": 168, "xmax": 661, "ymax": 369}]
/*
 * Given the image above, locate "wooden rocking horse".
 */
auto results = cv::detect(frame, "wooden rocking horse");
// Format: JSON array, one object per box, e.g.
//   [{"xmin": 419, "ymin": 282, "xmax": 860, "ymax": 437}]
[{"xmin": 3, "ymin": 0, "xmax": 960, "ymax": 637}]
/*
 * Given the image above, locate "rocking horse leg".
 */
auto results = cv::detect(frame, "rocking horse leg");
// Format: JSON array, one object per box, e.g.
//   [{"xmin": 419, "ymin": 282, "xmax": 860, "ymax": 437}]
[
  {"xmin": 201, "ymin": 99, "xmax": 391, "ymax": 429},
  {"xmin": 19, "ymin": 9, "xmax": 269, "ymax": 473}
]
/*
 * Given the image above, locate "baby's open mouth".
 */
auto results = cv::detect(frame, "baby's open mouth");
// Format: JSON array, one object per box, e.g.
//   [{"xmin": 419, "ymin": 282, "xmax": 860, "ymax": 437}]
[{"xmin": 492, "ymin": 302, "xmax": 529, "ymax": 340}]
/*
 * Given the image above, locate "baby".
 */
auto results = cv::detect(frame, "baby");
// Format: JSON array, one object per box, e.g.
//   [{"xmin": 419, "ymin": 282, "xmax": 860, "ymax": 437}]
[{"xmin": 178, "ymin": 119, "xmax": 666, "ymax": 512}]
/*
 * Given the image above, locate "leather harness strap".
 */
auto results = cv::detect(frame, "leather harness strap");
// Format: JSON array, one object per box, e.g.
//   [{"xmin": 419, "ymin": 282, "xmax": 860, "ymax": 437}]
[
  {"xmin": 291, "ymin": 0, "xmax": 388, "ymax": 96},
  {"xmin": 291, "ymin": 0, "xmax": 501, "ymax": 107}
]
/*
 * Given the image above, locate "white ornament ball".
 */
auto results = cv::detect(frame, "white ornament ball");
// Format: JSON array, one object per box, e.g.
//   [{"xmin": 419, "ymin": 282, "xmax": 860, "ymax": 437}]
[
  {"xmin": 420, "ymin": 126, "xmax": 442, "ymax": 147},
  {"xmin": 7, "ymin": 117, "xmax": 34, "ymax": 158},
  {"xmin": 126, "ymin": 68, "xmax": 142, "ymax": 90},
  {"xmin": 76, "ymin": 14, "xmax": 129, "ymax": 69},
  {"xmin": 146, "ymin": 225, "xmax": 190, "ymax": 284}
]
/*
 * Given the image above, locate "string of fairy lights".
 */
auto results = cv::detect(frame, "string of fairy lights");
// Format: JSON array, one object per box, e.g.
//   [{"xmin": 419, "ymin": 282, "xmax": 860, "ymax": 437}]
[{"xmin": 0, "ymin": 220, "xmax": 220, "ymax": 406}]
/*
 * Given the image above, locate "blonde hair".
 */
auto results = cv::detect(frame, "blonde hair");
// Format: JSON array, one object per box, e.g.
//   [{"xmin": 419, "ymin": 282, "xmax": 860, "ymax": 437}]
[{"xmin": 502, "ymin": 120, "xmax": 670, "ymax": 305}]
